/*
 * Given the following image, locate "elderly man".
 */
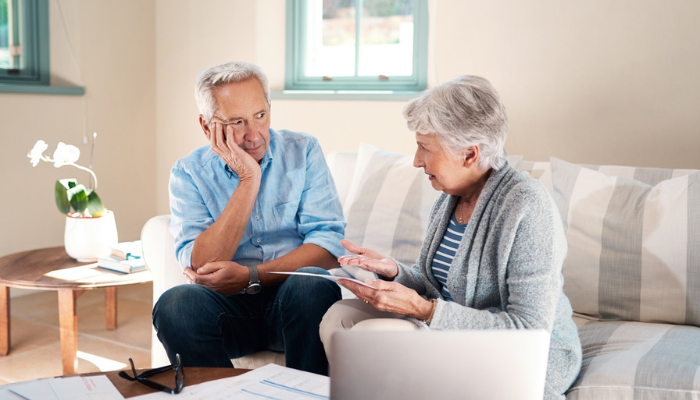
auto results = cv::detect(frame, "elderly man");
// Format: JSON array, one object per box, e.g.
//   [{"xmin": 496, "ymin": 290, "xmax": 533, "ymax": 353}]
[{"xmin": 152, "ymin": 61, "xmax": 345, "ymax": 375}]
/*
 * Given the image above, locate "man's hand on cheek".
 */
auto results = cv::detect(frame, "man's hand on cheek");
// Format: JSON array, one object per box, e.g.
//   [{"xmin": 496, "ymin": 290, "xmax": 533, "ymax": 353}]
[
  {"xmin": 209, "ymin": 122, "xmax": 261, "ymax": 182},
  {"xmin": 183, "ymin": 260, "xmax": 250, "ymax": 295}
]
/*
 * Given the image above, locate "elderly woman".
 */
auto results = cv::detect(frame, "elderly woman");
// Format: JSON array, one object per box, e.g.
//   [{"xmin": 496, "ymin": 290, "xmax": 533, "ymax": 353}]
[{"xmin": 320, "ymin": 76, "xmax": 582, "ymax": 400}]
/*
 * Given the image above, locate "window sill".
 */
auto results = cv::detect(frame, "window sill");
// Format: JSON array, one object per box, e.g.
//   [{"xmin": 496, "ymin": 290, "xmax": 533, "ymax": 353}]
[
  {"xmin": 0, "ymin": 83, "xmax": 85, "ymax": 96},
  {"xmin": 271, "ymin": 90, "xmax": 421, "ymax": 101}
]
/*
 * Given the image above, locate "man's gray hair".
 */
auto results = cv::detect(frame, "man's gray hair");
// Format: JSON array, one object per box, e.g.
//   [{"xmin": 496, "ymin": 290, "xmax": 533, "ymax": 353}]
[
  {"xmin": 194, "ymin": 61, "xmax": 271, "ymax": 123},
  {"xmin": 403, "ymin": 75, "xmax": 508, "ymax": 171}
]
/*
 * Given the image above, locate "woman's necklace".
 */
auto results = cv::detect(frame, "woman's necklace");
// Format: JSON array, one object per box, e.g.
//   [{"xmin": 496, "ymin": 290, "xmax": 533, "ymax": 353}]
[{"xmin": 456, "ymin": 198, "xmax": 466, "ymax": 224}]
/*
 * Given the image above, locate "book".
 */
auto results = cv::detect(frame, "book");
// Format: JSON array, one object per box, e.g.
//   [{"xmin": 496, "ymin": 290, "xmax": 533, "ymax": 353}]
[
  {"xmin": 97, "ymin": 255, "xmax": 147, "ymax": 274},
  {"xmin": 110, "ymin": 240, "xmax": 142, "ymax": 260}
]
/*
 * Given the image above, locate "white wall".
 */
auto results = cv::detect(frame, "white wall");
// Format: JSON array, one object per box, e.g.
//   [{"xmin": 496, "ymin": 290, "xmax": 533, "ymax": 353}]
[
  {"xmin": 0, "ymin": 0, "xmax": 156, "ymax": 295},
  {"xmin": 2, "ymin": 0, "xmax": 699, "ymax": 275},
  {"xmin": 154, "ymin": 0, "xmax": 259, "ymax": 214},
  {"xmin": 154, "ymin": 0, "xmax": 700, "ymax": 214}
]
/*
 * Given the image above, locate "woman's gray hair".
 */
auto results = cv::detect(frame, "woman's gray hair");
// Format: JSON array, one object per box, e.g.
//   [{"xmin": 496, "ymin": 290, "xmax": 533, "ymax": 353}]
[
  {"xmin": 194, "ymin": 61, "xmax": 271, "ymax": 123},
  {"xmin": 403, "ymin": 75, "xmax": 508, "ymax": 171}
]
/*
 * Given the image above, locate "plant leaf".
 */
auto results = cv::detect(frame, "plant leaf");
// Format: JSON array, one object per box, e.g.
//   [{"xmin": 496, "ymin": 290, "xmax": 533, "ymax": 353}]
[
  {"xmin": 55, "ymin": 179, "xmax": 75, "ymax": 214},
  {"xmin": 86, "ymin": 190, "xmax": 104, "ymax": 217},
  {"xmin": 67, "ymin": 184, "xmax": 88, "ymax": 214}
]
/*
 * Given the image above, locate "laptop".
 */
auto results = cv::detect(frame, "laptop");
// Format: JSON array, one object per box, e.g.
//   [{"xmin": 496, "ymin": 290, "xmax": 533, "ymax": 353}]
[{"xmin": 330, "ymin": 329, "xmax": 550, "ymax": 400}]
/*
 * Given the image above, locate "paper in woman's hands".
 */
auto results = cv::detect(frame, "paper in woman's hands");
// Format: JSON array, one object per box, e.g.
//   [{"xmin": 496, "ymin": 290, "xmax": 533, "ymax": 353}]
[{"xmin": 269, "ymin": 271, "xmax": 377, "ymax": 289}]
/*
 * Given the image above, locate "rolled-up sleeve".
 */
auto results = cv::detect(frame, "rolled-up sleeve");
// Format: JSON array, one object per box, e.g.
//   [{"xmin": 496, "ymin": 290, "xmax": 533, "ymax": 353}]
[
  {"xmin": 169, "ymin": 162, "xmax": 213, "ymax": 269},
  {"xmin": 296, "ymin": 140, "xmax": 346, "ymax": 258}
]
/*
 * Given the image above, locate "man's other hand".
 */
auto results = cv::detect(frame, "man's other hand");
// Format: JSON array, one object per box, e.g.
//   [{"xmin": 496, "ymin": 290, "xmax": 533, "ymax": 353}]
[
  {"xmin": 183, "ymin": 260, "xmax": 250, "ymax": 295},
  {"xmin": 210, "ymin": 122, "xmax": 261, "ymax": 182}
]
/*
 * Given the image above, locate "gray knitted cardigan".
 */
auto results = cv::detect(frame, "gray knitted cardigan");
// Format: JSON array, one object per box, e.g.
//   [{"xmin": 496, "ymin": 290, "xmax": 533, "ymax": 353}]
[{"xmin": 393, "ymin": 161, "xmax": 582, "ymax": 400}]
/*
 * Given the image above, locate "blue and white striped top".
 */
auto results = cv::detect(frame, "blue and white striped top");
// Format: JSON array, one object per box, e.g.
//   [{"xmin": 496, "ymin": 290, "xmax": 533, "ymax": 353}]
[{"xmin": 430, "ymin": 213, "xmax": 467, "ymax": 301}]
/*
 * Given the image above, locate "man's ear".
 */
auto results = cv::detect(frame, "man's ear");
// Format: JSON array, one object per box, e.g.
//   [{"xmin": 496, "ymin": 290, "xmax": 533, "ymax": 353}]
[
  {"xmin": 463, "ymin": 145, "xmax": 480, "ymax": 168},
  {"xmin": 199, "ymin": 115, "xmax": 211, "ymax": 140}
]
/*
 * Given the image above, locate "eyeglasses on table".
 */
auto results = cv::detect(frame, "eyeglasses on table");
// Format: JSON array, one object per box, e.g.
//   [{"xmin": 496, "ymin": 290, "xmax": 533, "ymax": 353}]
[{"xmin": 118, "ymin": 353, "xmax": 184, "ymax": 394}]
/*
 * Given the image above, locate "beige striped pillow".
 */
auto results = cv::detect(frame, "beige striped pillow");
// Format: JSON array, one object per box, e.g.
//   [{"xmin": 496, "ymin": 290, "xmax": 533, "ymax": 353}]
[
  {"xmin": 551, "ymin": 157, "xmax": 700, "ymax": 326},
  {"xmin": 515, "ymin": 158, "xmax": 699, "ymax": 199},
  {"xmin": 343, "ymin": 143, "xmax": 441, "ymax": 266}
]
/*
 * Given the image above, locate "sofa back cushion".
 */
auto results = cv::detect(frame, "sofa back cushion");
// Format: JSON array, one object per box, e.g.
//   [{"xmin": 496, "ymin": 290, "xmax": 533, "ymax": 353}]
[
  {"xmin": 341, "ymin": 142, "xmax": 441, "ymax": 266},
  {"xmin": 551, "ymin": 157, "xmax": 700, "ymax": 326},
  {"xmin": 326, "ymin": 151, "xmax": 358, "ymax": 208}
]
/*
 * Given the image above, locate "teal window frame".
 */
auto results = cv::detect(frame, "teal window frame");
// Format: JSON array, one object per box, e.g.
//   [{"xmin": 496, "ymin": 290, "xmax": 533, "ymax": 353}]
[
  {"xmin": 0, "ymin": 0, "xmax": 49, "ymax": 86},
  {"xmin": 285, "ymin": 0, "xmax": 428, "ymax": 92}
]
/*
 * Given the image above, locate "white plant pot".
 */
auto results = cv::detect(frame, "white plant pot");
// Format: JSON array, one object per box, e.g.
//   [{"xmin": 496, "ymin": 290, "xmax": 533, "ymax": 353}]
[{"xmin": 64, "ymin": 210, "xmax": 119, "ymax": 262}]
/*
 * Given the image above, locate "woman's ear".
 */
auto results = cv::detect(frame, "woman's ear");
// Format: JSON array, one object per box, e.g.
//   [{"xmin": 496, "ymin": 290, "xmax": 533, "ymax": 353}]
[
  {"xmin": 463, "ymin": 145, "xmax": 480, "ymax": 168},
  {"xmin": 199, "ymin": 115, "xmax": 211, "ymax": 140}
]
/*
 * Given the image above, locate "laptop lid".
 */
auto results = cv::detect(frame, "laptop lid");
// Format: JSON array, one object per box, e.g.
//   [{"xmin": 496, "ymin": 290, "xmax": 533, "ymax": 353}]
[{"xmin": 330, "ymin": 329, "xmax": 550, "ymax": 400}]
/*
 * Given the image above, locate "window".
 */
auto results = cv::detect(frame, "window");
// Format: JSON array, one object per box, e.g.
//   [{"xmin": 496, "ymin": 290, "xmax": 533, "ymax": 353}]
[
  {"xmin": 0, "ymin": 0, "xmax": 49, "ymax": 86},
  {"xmin": 285, "ymin": 0, "xmax": 428, "ymax": 92}
]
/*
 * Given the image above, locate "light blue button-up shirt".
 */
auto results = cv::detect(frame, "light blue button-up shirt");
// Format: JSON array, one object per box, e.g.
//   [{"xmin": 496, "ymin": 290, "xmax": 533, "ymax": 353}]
[{"xmin": 169, "ymin": 128, "xmax": 346, "ymax": 269}]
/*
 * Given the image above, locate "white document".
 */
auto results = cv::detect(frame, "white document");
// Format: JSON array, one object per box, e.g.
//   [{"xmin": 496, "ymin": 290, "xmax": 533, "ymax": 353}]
[
  {"xmin": 269, "ymin": 271, "xmax": 376, "ymax": 289},
  {"xmin": 7, "ymin": 380, "xmax": 57, "ymax": 400},
  {"xmin": 8, "ymin": 375, "xmax": 124, "ymax": 400},
  {"xmin": 0, "ymin": 385, "xmax": 26, "ymax": 400},
  {"xmin": 50, "ymin": 376, "xmax": 124, "ymax": 400},
  {"xmin": 130, "ymin": 363, "xmax": 329, "ymax": 400},
  {"xmin": 0, "ymin": 387, "xmax": 26, "ymax": 400}
]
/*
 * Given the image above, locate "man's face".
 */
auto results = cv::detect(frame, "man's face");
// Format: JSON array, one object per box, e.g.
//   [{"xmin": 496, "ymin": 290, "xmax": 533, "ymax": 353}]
[{"xmin": 201, "ymin": 78, "xmax": 271, "ymax": 163}]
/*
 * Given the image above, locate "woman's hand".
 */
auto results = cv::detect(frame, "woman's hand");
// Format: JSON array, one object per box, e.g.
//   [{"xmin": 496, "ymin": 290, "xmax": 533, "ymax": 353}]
[
  {"xmin": 210, "ymin": 122, "xmax": 261, "ymax": 183},
  {"xmin": 338, "ymin": 239, "xmax": 399, "ymax": 279},
  {"xmin": 338, "ymin": 279, "xmax": 434, "ymax": 320}
]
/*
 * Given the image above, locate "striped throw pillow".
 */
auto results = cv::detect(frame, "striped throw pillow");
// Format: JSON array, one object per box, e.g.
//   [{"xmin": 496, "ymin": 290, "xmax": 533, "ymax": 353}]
[
  {"xmin": 568, "ymin": 316, "xmax": 700, "ymax": 399},
  {"xmin": 551, "ymin": 157, "xmax": 700, "ymax": 326},
  {"xmin": 515, "ymin": 158, "xmax": 699, "ymax": 199},
  {"xmin": 343, "ymin": 143, "xmax": 441, "ymax": 266}
]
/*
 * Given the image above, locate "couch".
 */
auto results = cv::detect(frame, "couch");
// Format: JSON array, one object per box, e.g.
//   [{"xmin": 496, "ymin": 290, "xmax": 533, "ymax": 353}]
[{"xmin": 142, "ymin": 142, "xmax": 700, "ymax": 399}]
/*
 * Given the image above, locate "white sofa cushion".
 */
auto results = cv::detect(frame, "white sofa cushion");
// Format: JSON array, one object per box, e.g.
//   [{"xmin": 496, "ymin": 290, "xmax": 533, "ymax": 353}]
[
  {"xmin": 568, "ymin": 316, "xmax": 700, "ymax": 399},
  {"xmin": 551, "ymin": 157, "xmax": 700, "ymax": 326},
  {"xmin": 342, "ymin": 142, "xmax": 440, "ymax": 266}
]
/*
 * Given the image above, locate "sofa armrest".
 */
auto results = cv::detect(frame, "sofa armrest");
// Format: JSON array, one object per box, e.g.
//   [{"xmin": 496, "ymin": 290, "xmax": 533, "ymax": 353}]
[{"xmin": 141, "ymin": 214, "xmax": 186, "ymax": 367}]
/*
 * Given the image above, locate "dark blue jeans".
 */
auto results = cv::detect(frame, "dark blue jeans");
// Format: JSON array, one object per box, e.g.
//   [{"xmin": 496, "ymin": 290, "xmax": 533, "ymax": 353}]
[{"xmin": 152, "ymin": 267, "xmax": 341, "ymax": 375}]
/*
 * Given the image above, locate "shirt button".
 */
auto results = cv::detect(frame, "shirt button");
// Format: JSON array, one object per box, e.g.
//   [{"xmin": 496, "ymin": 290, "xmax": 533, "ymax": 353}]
[
  {"xmin": 254, "ymin": 215, "xmax": 260, "ymax": 220},
  {"xmin": 256, "ymin": 238, "xmax": 261, "ymax": 243}
]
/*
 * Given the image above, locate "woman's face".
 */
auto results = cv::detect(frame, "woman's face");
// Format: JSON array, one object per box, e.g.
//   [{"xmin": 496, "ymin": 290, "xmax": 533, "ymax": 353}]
[{"xmin": 413, "ymin": 133, "xmax": 473, "ymax": 195}]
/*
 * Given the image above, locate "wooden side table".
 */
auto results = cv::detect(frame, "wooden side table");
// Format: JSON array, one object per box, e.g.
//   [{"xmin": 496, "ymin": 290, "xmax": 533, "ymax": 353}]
[{"xmin": 0, "ymin": 247, "xmax": 153, "ymax": 375}]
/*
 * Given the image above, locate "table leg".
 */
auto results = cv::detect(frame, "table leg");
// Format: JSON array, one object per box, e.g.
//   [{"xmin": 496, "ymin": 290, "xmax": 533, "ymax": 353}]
[
  {"xmin": 58, "ymin": 289, "xmax": 83, "ymax": 375},
  {"xmin": 0, "ymin": 285, "xmax": 9, "ymax": 356},
  {"xmin": 105, "ymin": 287, "xmax": 117, "ymax": 330}
]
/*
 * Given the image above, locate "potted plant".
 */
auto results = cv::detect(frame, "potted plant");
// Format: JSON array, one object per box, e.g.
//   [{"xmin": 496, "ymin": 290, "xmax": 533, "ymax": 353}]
[{"xmin": 28, "ymin": 138, "xmax": 118, "ymax": 261}]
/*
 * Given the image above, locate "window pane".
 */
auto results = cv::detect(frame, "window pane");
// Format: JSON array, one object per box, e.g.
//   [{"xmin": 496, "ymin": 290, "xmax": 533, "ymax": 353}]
[
  {"xmin": 358, "ymin": 0, "xmax": 414, "ymax": 77},
  {"xmin": 304, "ymin": 0, "xmax": 356, "ymax": 77},
  {"xmin": 0, "ymin": 0, "xmax": 10, "ymax": 69}
]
